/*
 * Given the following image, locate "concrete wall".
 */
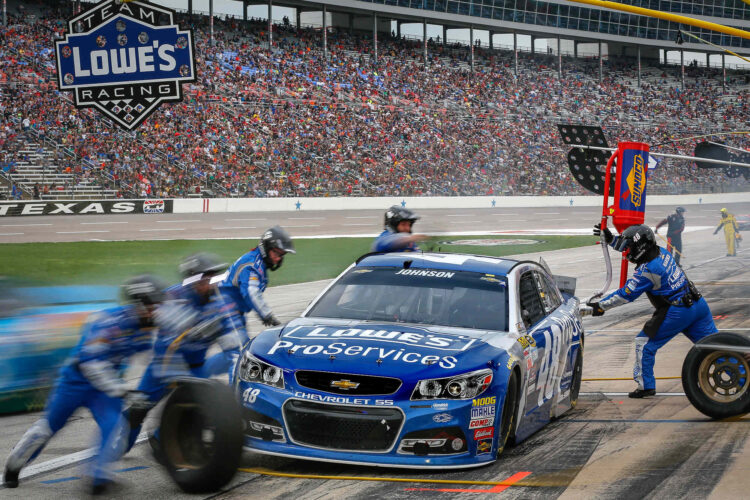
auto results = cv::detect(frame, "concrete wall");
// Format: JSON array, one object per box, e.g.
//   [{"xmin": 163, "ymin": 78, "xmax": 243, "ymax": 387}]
[{"xmin": 174, "ymin": 192, "xmax": 750, "ymax": 213}]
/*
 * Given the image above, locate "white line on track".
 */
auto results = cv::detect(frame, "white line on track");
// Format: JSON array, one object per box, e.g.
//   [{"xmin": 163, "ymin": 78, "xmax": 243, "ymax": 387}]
[
  {"xmin": 449, "ymin": 220, "xmax": 482, "ymax": 224},
  {"xmin": 345, "ymin": 216, "xmax": 378, "ymax": 219},
  {"xmin": 225, "ymin": 218, "xmax": 266, "ymax": 221},
  {"xmin": 491, "ymin": 213, "xmax": 519, "ymax": 216},
  {"xmin": 0, "ymin": 232, "xmax": 24, "ymax": 236},
  {"xmin": 0, "ymin": 223, "xmax": 52, "ymax": 227},
  {"xmin": 446, "ymin": 214, "xmax": 477, "ymax": 217},
  {"xmin": 285, "ymin": 224, "xmax": 321, "ymax": 228},
  {"xmin": 534, "ymin": 212, "xmax": 560, "ymax": 215},
  {"xmin": 287, "ymin": 217, "xmax": 326, "ymax": 220},
  {"xmin": 156, "ymin": 219, "xmax": 199, "ymax": 223},
  {"xmin": 343, "ymin": 223, "xmax": 373, "ymax": 226},
  {"xmin": 56, "ymin": 230, "xmax": 110, "ymax": 234},
  {"xmin": 580, "ymin": 392, "xmax": 686, "ymax": 396},
  {"xmin": 140, "ymin": 228, "xmax": 184, "ymax": 232},
  {"xmin": 81, "ymin": 221, "xmax": 128, "ymax": 225},
  {"xmin": 212, "ymin": 226, "xmax": 257, "ymax": 230}
]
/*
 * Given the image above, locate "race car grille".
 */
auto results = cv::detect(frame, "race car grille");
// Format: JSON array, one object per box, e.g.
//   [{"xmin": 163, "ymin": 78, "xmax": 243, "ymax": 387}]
[
  {"xmin": 283, "ymin": 400, "xmax": 403, "ymax": 451},
  {"xmin": 295, "ymin": 371, "xmax": 402, "ymax": 395}
]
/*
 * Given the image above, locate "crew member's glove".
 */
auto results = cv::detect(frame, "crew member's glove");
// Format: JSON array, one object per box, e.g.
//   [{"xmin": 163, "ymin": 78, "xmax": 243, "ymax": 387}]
[
  {"xmin": 262, "ymin": 314, "xmax": 281, "ymax": 327},
  {"xmin": 124, "ymin": 390, "xmax": 152, "ymax": 411},
  {"xmin": 593, "ymin": 223, "xmax": 613, "ymax": 244},
  {"xmin": 586, "ymin": 301, "xmax": 605, "ymax": 317}
]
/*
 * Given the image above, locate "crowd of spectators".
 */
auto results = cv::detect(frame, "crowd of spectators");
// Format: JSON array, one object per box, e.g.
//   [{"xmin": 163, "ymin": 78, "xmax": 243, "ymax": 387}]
[{"xmin": 1, "ymin": 1, "xmax": 749, "ymax": 199}]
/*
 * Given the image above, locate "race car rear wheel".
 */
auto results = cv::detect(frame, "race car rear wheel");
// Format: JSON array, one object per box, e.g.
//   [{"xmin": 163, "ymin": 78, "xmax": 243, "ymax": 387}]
[
  {"xmin": 497, "ymin": 370, "xmax": 519, "ymax": 457},
  {"xmin": 159, "ymin": 380, "xmax": 243, "ymax": 493},
  {"xmin": 682, "ymin": 332, "xmax": 750, "ymax": 420}
]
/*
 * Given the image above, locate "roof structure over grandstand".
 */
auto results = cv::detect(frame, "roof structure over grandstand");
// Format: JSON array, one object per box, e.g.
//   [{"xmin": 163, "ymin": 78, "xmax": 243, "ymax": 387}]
[{"xmin": 189, "ymin": 0, "xmax": 750, "ymax": 54}]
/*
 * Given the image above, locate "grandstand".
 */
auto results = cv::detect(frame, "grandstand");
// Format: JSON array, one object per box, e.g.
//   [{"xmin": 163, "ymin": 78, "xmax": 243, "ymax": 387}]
[{"xmin": 0, "ymin": 0, "xmax": 748, "ymax": 200}]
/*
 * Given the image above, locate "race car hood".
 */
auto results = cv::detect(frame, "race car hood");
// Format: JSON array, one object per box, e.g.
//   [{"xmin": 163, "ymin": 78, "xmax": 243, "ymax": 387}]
[{"xmin": 249, "ymin": 317, "xmax": 502, "ymax": 377}]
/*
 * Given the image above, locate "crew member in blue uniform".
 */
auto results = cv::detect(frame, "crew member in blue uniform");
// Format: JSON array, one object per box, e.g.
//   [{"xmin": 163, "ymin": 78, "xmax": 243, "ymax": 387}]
[
  {"xmin": 371, "ymin": 206, "xmax": 427, "ymax": 253},
  {"xmin": 590, "ymin": 224, "xmax": 717, "ymax": 398},
  {"xmin": 122, "ymin": 253, "xmax": 244, "ymax": 455},
  {"xmin": 3, "ymin": 275, "xmax": 166, "ymax": 494},
  {"xmin": 218, "ymin": 226, "xmax": 295, "ymax": 345},
  {"xmin": 655, "ymin": 206, "xmax": 686, "ymax": 265}
]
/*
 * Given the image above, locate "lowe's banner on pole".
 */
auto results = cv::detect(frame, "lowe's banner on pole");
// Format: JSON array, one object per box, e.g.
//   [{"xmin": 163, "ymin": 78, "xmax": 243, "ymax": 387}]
[{"xmin": 55, "ymin": 0, "xmax": 195, "ymax": 130}]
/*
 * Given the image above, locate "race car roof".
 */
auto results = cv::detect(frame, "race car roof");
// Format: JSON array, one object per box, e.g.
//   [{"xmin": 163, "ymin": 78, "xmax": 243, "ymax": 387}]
[{"xmin": 356, "ymin": 252, "xmax": 518, "ymax": 276}]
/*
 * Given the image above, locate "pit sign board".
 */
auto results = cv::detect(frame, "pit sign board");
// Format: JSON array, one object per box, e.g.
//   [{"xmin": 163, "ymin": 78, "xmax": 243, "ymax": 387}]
[{"xmin": 55, "ymin": 0, "xmax": 195, "ymax": 130}]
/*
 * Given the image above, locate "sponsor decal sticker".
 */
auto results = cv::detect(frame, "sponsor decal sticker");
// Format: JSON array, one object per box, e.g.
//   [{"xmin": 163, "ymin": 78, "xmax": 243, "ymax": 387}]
[
  {"xmin": 473, "ymin": 427, "xmax": 494, "ymax": 440},
  {"xmin": 438, "ymin": 239, "xmax": 541, "ymax": 246},
  {"xmin": 506, "ymin": 355, "xmax": 517, "ymax": 369},
  {"xmin": 471, "ymin": 405, "xmax": 496, "ymax": 419},
  {"xmin": 294, "ymin": 391, "xmax": 394, "ymax": 406},
  {"xmin": 54, "ymin": 0, "xmax": 196, "ymax": 130},
  {"xmin": 476, "ymin": 438, "xmax": 493, "ymax": 455},
  {"xmin": 143, "ymin": 199, "xmax": 165, "ymax": 213},
  {"xmin": 517, "ymin": 335, "xmax": 536, "ymax": 349},
  {"xmin": 0, "ymin": 200, "xmax": 173, "ymax": 217},
  {"xmin": 395, "ymin": 269, "xmax": 455, "ymax": 278},
  {"xmin": 242, "ymin": 387, "xmax": 260, "ymax": 404},
  {"xmin": 281, "ymin": 326, "xmax": 477, "ymax": 352},
  {"xmin": 472, "ymin": 396, "xmax": 496, "ymax": 407},
  {"xmin": 469, "ymin": 417, "xmax": 494, "ymax": 429},
  {"xmin": 269, "ymin": 341, "xmax": 458, "ymax": 369},
  {"xmin": 433, "ymin": 413, "xmax": 453, "ymax": 423},
  {"xmin": 432, "ymin": 402, "xmax": 449, "ymax": 410}
]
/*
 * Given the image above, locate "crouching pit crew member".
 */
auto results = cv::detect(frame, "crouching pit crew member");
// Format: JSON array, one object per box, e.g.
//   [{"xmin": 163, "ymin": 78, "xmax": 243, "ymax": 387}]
[
  {"xmin": 3, "ymin": 275, "xmax": 166, "ymax": 494},
  {"xmin": 590, "ymin": 224, "xmax": 718, "ymax": 398},
  {"xmin": 121, "ymin": 253, "xmax": 243, "ymax": 457}
]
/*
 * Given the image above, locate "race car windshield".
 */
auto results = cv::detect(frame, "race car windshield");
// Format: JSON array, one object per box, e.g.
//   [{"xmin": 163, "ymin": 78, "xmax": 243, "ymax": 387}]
[{"xmin": 307, "ymin": 266, "xmax": 509, "ymax": 331}]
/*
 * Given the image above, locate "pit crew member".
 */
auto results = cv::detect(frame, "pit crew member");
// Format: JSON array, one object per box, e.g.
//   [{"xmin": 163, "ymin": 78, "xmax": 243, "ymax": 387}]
[
  {"xmin": 3, "ymin": 275, "xmax": 166, "ymax": 494},
  {"xmin": 371, "ymin": 206, "xmax": 427, "ymax": 253},
  {"xmin": 713, "ymin": 208, "xmax": 740, "ymax": 257},
  {"xmin": 590, "ymin": 224, "xmax": 717, "ymax": 398},
  {"xmin": 655, "ymin": 206, "xmax": 686, "ymax": 265}
]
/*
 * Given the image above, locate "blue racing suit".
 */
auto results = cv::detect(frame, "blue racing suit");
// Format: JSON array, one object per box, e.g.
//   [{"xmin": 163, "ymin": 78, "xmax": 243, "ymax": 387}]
[
  {"xmin": 371, "ymin": 229, "xmax": 419, "ymax": 253},
  {"xmin": 5, "ymin": 305, "xmax": 153, "ymax": 486},
  {"xmin": 598, "ymin": 246, "xmax": 717, "ymax": 391},
  {"xmin": 124, "ymin": 285, "xmax": 243, "ymax": 451},
  {"xmin": 217, "ymin": 247, "xmax": 272, "ymax": 345}
]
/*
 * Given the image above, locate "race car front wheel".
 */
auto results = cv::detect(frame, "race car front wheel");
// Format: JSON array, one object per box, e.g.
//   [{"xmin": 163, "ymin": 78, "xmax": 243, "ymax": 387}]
[
  {"xmin": 497, "ymin": 370, "xmax": 519, "ymax": 457},
  {"xmin": 682, "ymin": 332, "xmax": 750, "ymax": 420},
  {"xmin": 159, "ymin": 379, "xmax": 243, "ymax": 493}
]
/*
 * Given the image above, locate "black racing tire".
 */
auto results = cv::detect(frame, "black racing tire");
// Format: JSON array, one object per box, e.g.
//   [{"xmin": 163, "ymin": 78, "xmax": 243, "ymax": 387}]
[
  {"xmin": 569, "ymin": 345, "xmax": 583, "ymax": 409},
  {"xmin": 497, "ymin": 370, "xmax": 519, "ymax": 457},
  {"xmin": 159, "ymin": 379, "xmax": 243, "ymax": 493},
  {"xmin": 682, "ymin": 332, "xmax": 750, "ymax": 420}
]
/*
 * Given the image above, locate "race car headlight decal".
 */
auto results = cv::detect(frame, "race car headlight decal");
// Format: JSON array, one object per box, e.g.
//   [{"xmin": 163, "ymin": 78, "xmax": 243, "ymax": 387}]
[
  {"xmin": 411, "ymin": 369, "xmax": 493, "ymax": 400},
  {"xmin": 239, "ymin": 351, "xmax": 285, "ymax": 389}
]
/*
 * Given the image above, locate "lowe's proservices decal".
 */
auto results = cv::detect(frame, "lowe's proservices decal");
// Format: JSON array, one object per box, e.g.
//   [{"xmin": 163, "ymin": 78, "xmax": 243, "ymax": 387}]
[{"xmin": 55, "ymin": 0, "xmax": 195, "ymax": 130}]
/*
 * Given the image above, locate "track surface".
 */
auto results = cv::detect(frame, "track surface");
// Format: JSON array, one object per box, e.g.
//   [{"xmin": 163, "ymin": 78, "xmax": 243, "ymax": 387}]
[{"xmin": 1, "ymin": 204, "xmax": 749, "ymax": 499}]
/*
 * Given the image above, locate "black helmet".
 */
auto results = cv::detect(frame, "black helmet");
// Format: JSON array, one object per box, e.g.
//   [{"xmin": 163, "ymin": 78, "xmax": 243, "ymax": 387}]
[
  {"xmin": 179, "ymin": 252, "xmax": 227, "ymax": 279},
  {"xmin": 384, "ymin": 205, "xmax": 420, "ymax": 232},
  {"xmin": 258, "ymin": 225, "xmax": 295, "ymax": 271},
  {"xmin": 120, "ymin": 274, "xmax": 167, "ymax": 306},
  {"xmin": 613, "ymin": 224, "xmax": 657, "ymax": 264},
  {"xmin": 676, "ymin": 206, "xmax": 686, "ymax": 214}
]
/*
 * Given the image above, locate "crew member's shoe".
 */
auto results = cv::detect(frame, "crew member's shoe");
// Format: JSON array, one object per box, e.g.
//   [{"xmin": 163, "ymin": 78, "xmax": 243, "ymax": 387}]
[
  {"xmin": 4, "ymin": 466, "xmax": 19, "ymax": 488},
  {"xmin": 628, "ymin": 388, "xmax": 656, "ymax": 398}
]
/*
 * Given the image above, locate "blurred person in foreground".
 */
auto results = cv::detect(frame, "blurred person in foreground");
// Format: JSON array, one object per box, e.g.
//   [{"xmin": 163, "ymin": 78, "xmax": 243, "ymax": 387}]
[
  {"xmin": 655, "ymin": 206, "xmax": 686, "ymax": 265},
  {"xmin": 121, "ymin": 253, "xmax": 244, "ymax": 456},
  {"xmin": 713, "ymin": 208, "xmax": 740, "ymax": 257},
  {"xmin": 3, "ymin": 275, "xmax": 166, "ymax": 494},
  {"xmin": 371, "ymin": 206, "xmax": 427, "ymax": 253},
  {"xmin": 218, "ymin": 226, "xmax": 295, "ymax": 345},
  {"xmin": 589, "ymin": 224, "xmax": 717, "ymax": 399}
]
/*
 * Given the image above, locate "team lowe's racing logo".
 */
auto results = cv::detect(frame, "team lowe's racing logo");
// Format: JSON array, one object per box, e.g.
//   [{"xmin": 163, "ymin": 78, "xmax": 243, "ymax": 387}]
[{"xmin": 55, "ymin": 0, "xmax": 195, "ymax": 130}]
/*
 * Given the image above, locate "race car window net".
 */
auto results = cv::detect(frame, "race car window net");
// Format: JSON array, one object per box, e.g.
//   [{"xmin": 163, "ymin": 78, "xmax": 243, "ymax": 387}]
[
  {"xmin": 306, "ymin": 266, "xmax": 509, "ymax": 332},
  {"xmin": 519, "ymin": 272, "xmax": 545, "ymax": 328}
]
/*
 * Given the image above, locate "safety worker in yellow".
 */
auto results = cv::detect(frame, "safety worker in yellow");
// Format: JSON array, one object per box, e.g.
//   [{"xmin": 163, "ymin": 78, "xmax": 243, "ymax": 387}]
[{"xmin": 713, "ymin": 208, "xmax": 740, "ymax": 257}]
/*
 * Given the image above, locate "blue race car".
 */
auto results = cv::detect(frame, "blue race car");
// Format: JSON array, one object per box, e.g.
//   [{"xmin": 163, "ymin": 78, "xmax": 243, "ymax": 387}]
[{"xmin": 232, "ymin": 252, "xmax": 584, "ymax": 469}]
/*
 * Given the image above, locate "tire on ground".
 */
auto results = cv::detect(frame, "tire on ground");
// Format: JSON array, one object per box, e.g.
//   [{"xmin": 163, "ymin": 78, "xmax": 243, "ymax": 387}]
[
  {"xmin": 159, "ymin": 379, "xmax": 243, "ymax": 493},
  {"xmin": 569, "ymin": 345, "xmax": 583, "ymax": 409},
  {"xmin": 497, "ymin": 370, "xmax": 519, "ymax": 457},
  {"xmin": 682, "ymin": 332, "xmax": 750, "ymax": 420}
]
